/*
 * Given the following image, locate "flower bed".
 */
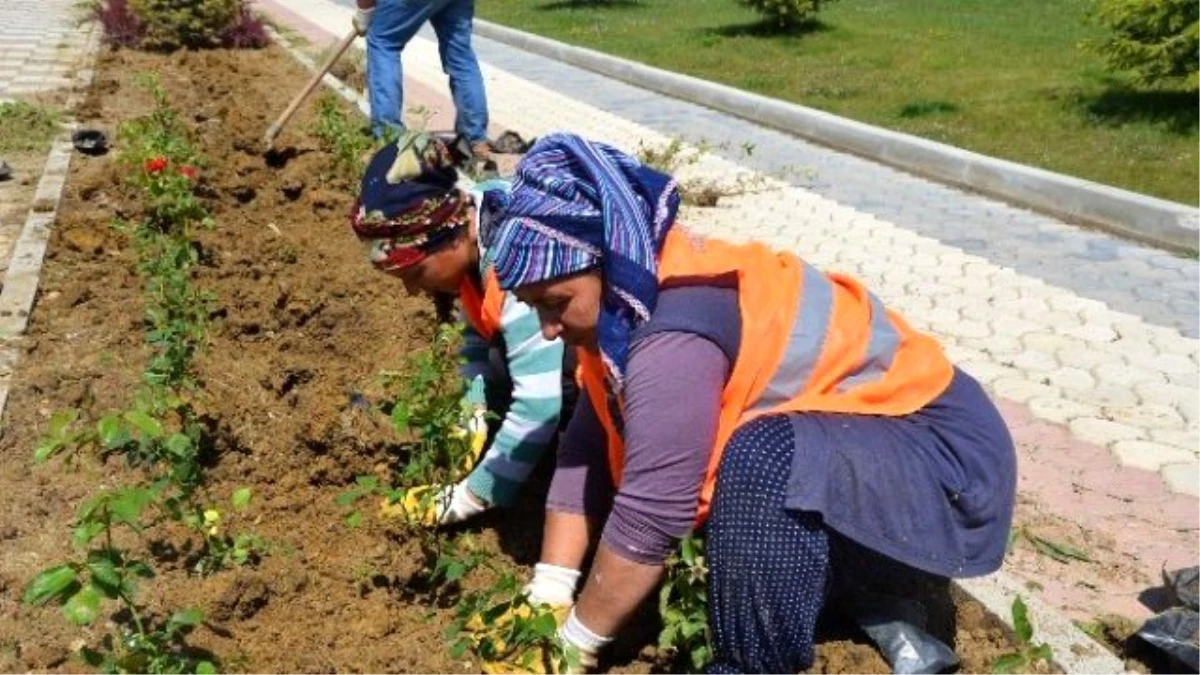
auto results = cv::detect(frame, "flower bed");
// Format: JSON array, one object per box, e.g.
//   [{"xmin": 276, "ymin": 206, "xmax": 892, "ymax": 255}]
[{"xmin": 0, "ymin": 42, "xmax": 1044, "ymax": 674}]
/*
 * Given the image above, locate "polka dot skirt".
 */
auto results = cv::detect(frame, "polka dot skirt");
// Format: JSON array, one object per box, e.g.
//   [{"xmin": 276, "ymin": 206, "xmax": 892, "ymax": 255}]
[{"xmin": 706, "ymin": 415, "xmax": 830, "ymax": 674}]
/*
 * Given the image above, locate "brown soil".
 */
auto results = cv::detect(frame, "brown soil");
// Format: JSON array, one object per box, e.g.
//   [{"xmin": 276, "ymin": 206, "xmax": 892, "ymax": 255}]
[{"xmin": 0, "ymin": 44, "xmax": 1032, "ymax": 674}]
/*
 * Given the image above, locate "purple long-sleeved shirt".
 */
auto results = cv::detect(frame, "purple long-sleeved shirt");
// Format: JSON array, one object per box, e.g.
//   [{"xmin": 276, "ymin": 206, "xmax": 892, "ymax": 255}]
[{"xmin": 546, "ymin": 330, "xmax": 731, "ymax": 565}]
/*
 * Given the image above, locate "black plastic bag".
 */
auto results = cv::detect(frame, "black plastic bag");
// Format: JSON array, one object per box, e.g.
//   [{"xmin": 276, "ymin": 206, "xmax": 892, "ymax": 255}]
[
  {"xmin": 1166, "ymin": 566, "xmax": 1199, "ymax": 611},
  {"xmin": 1137, "ymin": 607, "xmax": 1199, "ymax": 672}
]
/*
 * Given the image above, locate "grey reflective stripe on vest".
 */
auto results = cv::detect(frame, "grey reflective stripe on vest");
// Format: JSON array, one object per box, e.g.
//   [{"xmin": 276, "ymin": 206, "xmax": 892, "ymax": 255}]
[
  {"xmin": 836, "ymin": 292, "xmax": 900, "ymax": 391},
  {"xmin": 750, "ymin": 262, "xmax": 833, "ymax": 412}
]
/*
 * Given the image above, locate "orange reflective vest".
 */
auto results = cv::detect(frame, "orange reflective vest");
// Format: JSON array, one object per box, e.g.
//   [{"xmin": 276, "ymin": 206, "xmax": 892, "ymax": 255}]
[
  {"xmin": 577, "ymin": 228, "xmax": 954, "ymax": 524},
  {"xmin": 458, "ymin": 269, "xmax": 505, "ymax": 340}
]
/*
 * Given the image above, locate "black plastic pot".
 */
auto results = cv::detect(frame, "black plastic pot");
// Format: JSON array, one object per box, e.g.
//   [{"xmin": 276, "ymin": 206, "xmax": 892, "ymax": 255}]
[{"xmin": 71, "ymin": 129, "xmax": 109, "ymax": 156}]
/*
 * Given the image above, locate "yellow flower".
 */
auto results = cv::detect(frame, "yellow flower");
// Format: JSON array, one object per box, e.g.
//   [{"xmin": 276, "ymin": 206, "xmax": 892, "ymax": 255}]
[{"xmin": 203, "ymin": 509, "xmax": 221, "ymax": 536}]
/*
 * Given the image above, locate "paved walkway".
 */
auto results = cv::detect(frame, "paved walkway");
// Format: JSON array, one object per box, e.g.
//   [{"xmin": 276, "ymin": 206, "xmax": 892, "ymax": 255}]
[
  {"xmin": 0, "ymin": 0, "xmax": 92, "ymax": 99},
  {"xmin": 0, "ymin": 0, "xmax": 94, "ymax": 283}
]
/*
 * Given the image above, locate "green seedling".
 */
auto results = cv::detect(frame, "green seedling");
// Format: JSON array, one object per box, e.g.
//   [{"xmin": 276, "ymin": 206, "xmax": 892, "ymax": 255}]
[
  {"xmin": 312, "ymin": 92, "xmax": 375, "ymax": 185},
  {"xmin": 446, "ymin": 570, "xmax": 579, "ymax": 673},
  {"xmin": 119, "ymin": 74, "xmax": 201, "ymax": 171},
  {"xmin": 24, "ymin": 486, "xmax": 213, "ymax": 674},
  {"xmin": 336, "ymin": 324, "xmax": 479, "ymax": 525},
  {"xmin": 991, "ymin": 596, "xmax": 1054, "ymax": 673},
  {"xmin": 30, "ymin": 74, "xmax": 225, "ymax": 672},
  {"xmin": 188, "ymin": 488, "xmax": 269, "ymax": 575},
  {"xmin": 659, "ymin": 531, "xmax": 712, "ymax": 671}
]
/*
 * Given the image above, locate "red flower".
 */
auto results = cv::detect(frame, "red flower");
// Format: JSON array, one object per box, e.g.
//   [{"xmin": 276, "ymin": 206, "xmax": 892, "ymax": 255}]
[
  {"xmin": 144, "ymin": 156, "xmax": 168, "ymax": 174},
  {"xmin": 178, "ymin": 165, "xmax": 198, "ymax": 180}
]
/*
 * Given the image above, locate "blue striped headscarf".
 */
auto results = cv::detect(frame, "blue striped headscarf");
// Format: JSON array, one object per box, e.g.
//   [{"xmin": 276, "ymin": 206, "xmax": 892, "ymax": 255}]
[{"xmin": 489, "ymin": 133, "xmax": 680, "ymax": 391}]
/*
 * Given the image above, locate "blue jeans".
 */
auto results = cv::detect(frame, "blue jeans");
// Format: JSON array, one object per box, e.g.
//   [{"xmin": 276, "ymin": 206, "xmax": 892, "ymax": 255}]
[{"xmin": 366, "ymin": 0, "xmax": 489, "ymax": 143}]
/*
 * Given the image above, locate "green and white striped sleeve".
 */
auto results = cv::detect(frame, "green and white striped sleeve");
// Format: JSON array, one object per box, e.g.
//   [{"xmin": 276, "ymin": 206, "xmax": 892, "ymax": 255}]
[
  {"xmin": 465, "ymin": 293, "xmax": 564, "ymax": 507},
  {"xmin": 458, "ymin": 313, "xmax": 493, "ymax": 383}
]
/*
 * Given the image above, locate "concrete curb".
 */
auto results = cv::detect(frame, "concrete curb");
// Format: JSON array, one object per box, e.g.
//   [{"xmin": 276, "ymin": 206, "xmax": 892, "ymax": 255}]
[
  {"xmin": 956, "ymin": 574, "xmax": 1127, "ymax": 674},
  {"xmin": 0, "ymin": 24, "xmax": 100, "ymax": 416},
  {"xmin": 473, "ymin": 19, "xmax": 1199, "ymax": 253},
  {"xmin": 261, "ymin": 15, "xmax": 1130, "ymax": 673}
]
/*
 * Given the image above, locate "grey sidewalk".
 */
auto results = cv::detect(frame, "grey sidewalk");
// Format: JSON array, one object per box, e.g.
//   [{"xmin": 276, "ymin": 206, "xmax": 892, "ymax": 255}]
[{"xmin": 0, "ymin": 0, "xmax": 91, "ymax": 99}]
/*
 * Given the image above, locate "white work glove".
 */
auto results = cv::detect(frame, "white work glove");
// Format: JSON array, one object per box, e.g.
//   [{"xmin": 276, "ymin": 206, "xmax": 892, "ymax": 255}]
[
  {"xmin": 557, "ymin": 606, "xmax": 612, "ymax": 670},
  {"xmin": 437, "ymin": 481, "xmax": 489, "ymax": 525},
  {"xmin": 525, "ymin": 562, "xmax": 582, "ymax": 607},
  {"xmin": 352, "ymin": 6, "xmax": 375, "ymax": 36}
]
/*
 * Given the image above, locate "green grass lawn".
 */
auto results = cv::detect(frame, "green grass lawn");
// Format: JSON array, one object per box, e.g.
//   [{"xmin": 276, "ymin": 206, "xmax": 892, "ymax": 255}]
[{"xmin": 477, "ymin": 0, "xmax": 1199, "ymax": 205}]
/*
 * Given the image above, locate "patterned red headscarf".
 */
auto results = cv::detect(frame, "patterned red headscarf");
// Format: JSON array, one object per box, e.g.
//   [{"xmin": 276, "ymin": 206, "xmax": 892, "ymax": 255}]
[{"xmin": 350, "ymin": 131, "xmax": 468, "ymax": 272}]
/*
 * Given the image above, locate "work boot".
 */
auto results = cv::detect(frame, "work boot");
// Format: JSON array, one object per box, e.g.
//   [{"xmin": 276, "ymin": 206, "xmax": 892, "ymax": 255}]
[{"xmin": 471, "ymin": 140, "xmax": 492, "ymax": 163}]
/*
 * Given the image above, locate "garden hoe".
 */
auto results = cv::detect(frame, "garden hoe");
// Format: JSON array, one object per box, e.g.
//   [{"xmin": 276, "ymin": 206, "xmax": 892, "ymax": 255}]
[{"xmin": 263, "ymin": 28, "xmax": 357, "ymax": 150}]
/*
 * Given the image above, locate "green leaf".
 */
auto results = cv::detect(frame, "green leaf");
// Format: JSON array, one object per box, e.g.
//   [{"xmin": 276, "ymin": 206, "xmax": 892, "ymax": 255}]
[
  {"xmin": 23, "ymin": 565, "xmax": 78, "ymax": 605},
  {"xmin": 194, "ymin": 661, "xmax": 217, "ymax": 674},
  {"xmin": 1027, "ymin": 534, "xmax": 1091, "ymax": 563},
  {"xmin": 390, "ymin": 402, "xmax": 410, "ymax": 433},
  {"xmin": 62, "ymin": 584, "xmax": 102, "ymax": 625},
  {"xmin": 127, "ymin": 560, "xmax": 155, "ymax": 578},
  {"xmin": 48, "ymin": 408, "xmax": 80, "ymax": 435},
  {"xmin": 169, "ymin": 608, "xmax": 205, "ymax": 629},
  {"xmin": 445, "ymin": 561, "xmax": 467, "ymax": 582},
  {"xmin": 231, "ymin": 487, "xmax": 252, "ymax": 510},
  {"xmin": 681, "ymin": 534, "xmax": 696, "ymax": 563},
  {"xmin": 335, "ymin": 489, "xmax": 362, "ymax": 507},
  {"xmin": 109, "ymin": 488, "xmax": 152, "ymax": 530},
  {"xmin": 529, "ymin": 611, "xmax": 557, "ymax": 637},
  {"xmin": 345, "ymin": 511, "xmax": 362, "ymax": 528},
  {"xmin": 355, "ymin": 475, "xmax": 379, "ymax": 490},
  {"xmin": 123, "ymin": 410, "xmax": 162, "ymax": 439},
  {"xmin": 1012, "ymin": 596, "xmax": 1032, "ymax": 644},
  {"xmin": 34, "ymin": 439, "xmax": 63, "ymax": 464},
  {"xmin": 690, "ymin": 644, "xmax": 711, "ymax": 670},
  {"xmin": 1029, "ymin": 643, "xmax": 1054, "ymax": 663},
  {"xmin": 165, "ymin": 433, "xmax": 193, "ymax": 457},
  {"xmin": 86, "ymin": 554, "xmax": 122, "ymax": 595},
  {"xmin": 991, "ymin": 653, "xmax": 1026, "ymax": 674},
  {"xmin": 96, "ymin": 414, "xmax": 130, "ymax": 449},
  {"xmin": 72, "ymin": 521, "xmax": 106, "ymax": 549}
]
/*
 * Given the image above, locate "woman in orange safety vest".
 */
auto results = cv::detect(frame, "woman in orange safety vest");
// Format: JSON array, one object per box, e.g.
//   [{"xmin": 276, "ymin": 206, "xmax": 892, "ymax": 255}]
[{"xmin": 480, "ymin": 133, "xmax": 1016, "ymax": 673}]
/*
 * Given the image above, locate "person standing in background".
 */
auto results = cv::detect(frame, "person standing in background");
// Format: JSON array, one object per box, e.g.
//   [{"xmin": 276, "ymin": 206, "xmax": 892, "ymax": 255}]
[{"xmin": 352, "ymin": 0, "xmax": 491, "ymax": 161}]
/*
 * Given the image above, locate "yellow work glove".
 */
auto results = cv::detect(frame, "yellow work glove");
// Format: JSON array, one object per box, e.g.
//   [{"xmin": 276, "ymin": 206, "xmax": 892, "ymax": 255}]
[
  {"xmin": 477, "ymin": 604, "xmax": 590, "ymax": 675},
  {"xmin": 378, "ymin": 482, "xmax": 488, "ymax": 526},
  {"xmin": 458, "ymin": 375, "xmax": 489, "ymax": 474}
]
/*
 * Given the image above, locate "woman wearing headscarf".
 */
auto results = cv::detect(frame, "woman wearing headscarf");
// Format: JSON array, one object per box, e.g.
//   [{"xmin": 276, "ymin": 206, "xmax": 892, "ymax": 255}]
[
  {"xmin": 350, "ymin": 131, "xmax": 572, "ymax": 525},
  {"xmin": 482, "ymin": 133, "xmax": 1017, "ymax": 673}
]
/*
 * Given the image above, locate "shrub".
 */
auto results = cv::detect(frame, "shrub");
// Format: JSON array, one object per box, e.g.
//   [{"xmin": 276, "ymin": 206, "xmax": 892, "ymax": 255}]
[
  {"xmin": 92, "ymin": 0, "xmax": 144, "ymax": 47},
  {"xmin": 737, "ymin": 0, "xmax": 831, "ymax": 29},
  {"xmin": 129, "ymin": 0, "xmax": 241, "ymax": 50},
  {"xmin": 1090, "ymin": 0, "xmax": 1199, "ymax": 88},
  {"xmin": 221, "ymin": 5, "xmax": 269, "ymax": 49}
]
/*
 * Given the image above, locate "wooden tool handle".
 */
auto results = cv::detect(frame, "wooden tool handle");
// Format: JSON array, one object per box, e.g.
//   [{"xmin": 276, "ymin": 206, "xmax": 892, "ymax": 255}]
[{"xmin": 264, "ymin": 29, "xmax": 358, "ymax": 147}]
